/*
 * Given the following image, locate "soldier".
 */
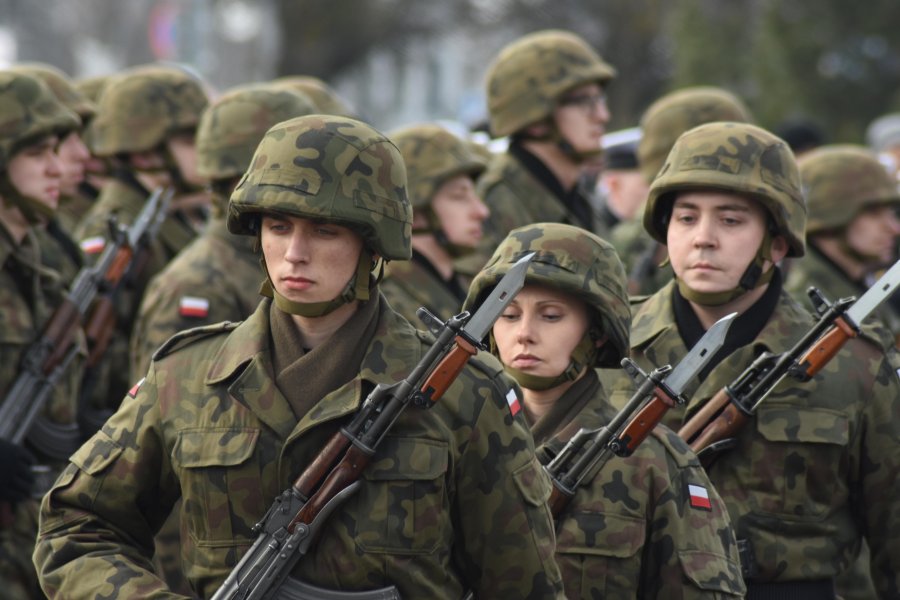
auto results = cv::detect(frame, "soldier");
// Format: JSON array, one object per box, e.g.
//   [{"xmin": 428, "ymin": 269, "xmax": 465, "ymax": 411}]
[
  {"xmin": 130, "ymin": 83, "xmax": 319, "ymax": 381},
  {"xmin": 461, "ymin": 29, "xmax": 615, "ymax": 275},
  {"xmin": 785, "ymin": 145, "xmax": 900, "ymax": 344},
  {"xmin": 34, "ymin": 114, "xmax": 565, "ymax": 599},
  {"xmin": 464, "ymin": 222, "xmax": 746, "ymax": 598},
  {"xmin": 607, "ymin": 121, "xmax": 900, "ymax": 597},
  {"xmin": 0, "ymin": 70, "xmax": 82, "ymax": 600},
  {"xmin": 609, "ymin": 87, "xmax": 752, "ymax": 296},
  {"xmin": 380, "ymin": 123, "xmax": 490, "ymax": 324},
  {"xmin": 10, "ymin": 63, "xmax": 97, "ymax": 238},
  {"xmin": 73, "ymin": 64, "xmax": 209, "ymax": 414}
]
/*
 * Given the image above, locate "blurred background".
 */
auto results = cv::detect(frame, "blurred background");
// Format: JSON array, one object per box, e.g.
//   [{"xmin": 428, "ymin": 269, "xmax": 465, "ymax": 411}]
[{"xmin": 3, "ymin": 0, "xmax": 899, "ymax": 139}]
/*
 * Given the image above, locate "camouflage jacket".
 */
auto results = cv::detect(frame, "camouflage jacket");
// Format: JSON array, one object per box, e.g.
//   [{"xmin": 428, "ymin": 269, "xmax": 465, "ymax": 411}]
[
  {"xmin": 784, "ymin": 245, "xmax": 900, "ymax": 347},
  {"xmin": 0, "ymin": 225, "xmax": 82, "ymax": 600},
  {"xmin": 458, "ymin": 150, "xmax": 598, "ymax": 276},
  {"xmin": 607, "ymin": 280, "xmax": 900, "ymax": 593},
  {"xmin": 130, "ymin": 217, "xmax": 262, "ymax": 380},
  {"xmin": 74, "ymin": 177, "xmax": 197, "ymax": 410},
  {"xmin": 35, "ymin": 296, "xmax": 565, "ymax": 599},
  {"xmin": 381, "ymin": 256, "xmax": 465, "ymax": 325},
  {"xmin": 533, "ymin": 370, "xmax": 745, "ymax": 599}
]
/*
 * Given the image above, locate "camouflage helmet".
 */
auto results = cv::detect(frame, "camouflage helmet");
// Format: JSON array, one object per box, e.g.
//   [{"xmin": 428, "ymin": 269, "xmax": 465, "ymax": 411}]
[
  {"xmin": 88, "ymin": 65, "xmax": 209, "ymax": 156},
  {"xmin": 638, "ymin": 87, "xmax": 752, "ymax": 182},
  {"xmin": 799, "ymin": 144, "xmax": 900, "ymax": 234},
  {"xmin": 389, "ymin": 123, "xmax": 487, "ymax": 209},
  {"xmin": 486, "ymin": 29, "xmax": 616, "ymax": 137},
  {"xmin": 464, "ymin": 222, "xmax": 630, "ymax": 367},
  {"xmin": 196, "ymin": 83, "xmax": 318, "ymax": 180},
  {"xmin": 228, "ymin": 115, "xmax": 412, "ymax": 260},
  {"xmin": 0, "ymin": 71, "xmax": 80, "ymax": 171},
  {"xmin": 10, "ymin": 63, "xmax": 95, "ymax": 123},
  {"xmin": 74, "ymin": 75, "xmax": 110, "ymax": 104},
  {"xmin": 645, "ymin": 122, "xmax": 806, "ymax": 257},
  {"xmin": 272, "ymin": 75, "xmax": 354, "ymax": 117}
]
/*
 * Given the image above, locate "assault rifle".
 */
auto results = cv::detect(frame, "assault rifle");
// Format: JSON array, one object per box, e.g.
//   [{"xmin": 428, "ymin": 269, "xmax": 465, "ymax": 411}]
[
  {"xmin": 210, "ymin": 253, "xmax": 534, "ymax": 600},
  {"xmin": 545, "ymin": 312, "xmax": 735, "ymax": 516},
  {"xmin": 0, "ymin": 187, "xmax": 172, "ymax": 460},
  {"xmin": 678, "ymin": 259, "xmax": 900, "ymax": 465}
]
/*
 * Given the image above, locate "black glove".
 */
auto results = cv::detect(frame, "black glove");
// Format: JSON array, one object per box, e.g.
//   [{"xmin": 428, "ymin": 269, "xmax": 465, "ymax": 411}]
[{"xmin": 0, "ymin": 439, "xmax": 36, "ymax": 503}]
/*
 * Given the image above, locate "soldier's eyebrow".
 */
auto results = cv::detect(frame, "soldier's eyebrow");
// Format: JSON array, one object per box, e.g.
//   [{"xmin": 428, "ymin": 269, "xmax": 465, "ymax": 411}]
[{"xmin": 673, "ymin": 200, "xmax": 751, "ymax": 213}]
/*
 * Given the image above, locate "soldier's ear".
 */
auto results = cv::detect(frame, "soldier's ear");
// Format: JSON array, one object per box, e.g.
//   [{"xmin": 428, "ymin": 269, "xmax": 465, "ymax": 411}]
[{"xmin": 770, "ymin": 234, "xmax": 789, "ymax": 264}]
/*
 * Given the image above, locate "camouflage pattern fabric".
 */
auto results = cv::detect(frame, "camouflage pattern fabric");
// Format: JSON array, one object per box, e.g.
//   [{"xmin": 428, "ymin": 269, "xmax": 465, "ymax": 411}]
[
  {"xmin": 380, "ymin": 258, "xmax": 465, "ymax": 324},
  {"xmin": 784, "ymin": 247, "xmax": 900, "ymax": 348},
  {"xmin": 88, "ymin": 65, "xmax": 208, "ymax": 156},
  {"xmin": 798, "ymin": 144, "xmax": 900, "ymax": 235},
  {"xmin": 35, "ymin": 297, "xmax": 565, "ymax": 598},
  {"xmin": 645, "ymin": 122, "xmax": 807, "ymax": 259},
  {"xmin": 0, "ymin": 228, "xmax": 82, "ymax": 600},
  {"xmin": 74, "ymin": 177, "xmax": 197, "ymax": 411},
  {"xmin": 485, "ymin": 29, "xmax": 615, "ymax": 138},
  {"xmin": 534, "ymin": 370, "xmax": 745, "ymax": 599},
  {"xmin": 608, "ymin": 217, "xmax": 673, "ymax": 296},
  {"xmin": 228, "ymin": 115, "xmax": 412, "ymax": 261},
  {"xmin": 460, "ymin": 150, "xmax": 600, "ymax": 276},
  {"xmin": 130, "ymin": 218, "xmax": 262, "ymax": 380},
  {"xmin": 0, "ymin": 71, "xmax": 79, "ymax": 170},
  {"xmin": 606, "ymin": 279, "xmax": 900, "ymax": 593},
  {"xmin": 9, "ymin": 63, "xmax": 96, "ymax": 123}
]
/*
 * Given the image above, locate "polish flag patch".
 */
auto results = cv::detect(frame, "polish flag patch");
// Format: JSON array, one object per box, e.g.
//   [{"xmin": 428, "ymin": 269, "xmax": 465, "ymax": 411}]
[
  {"xmin": 506, "ymin": 388, "xmax": 522, "ymax": 417},
  {"xmin": 79, "ymin": 236, "xmax": 106, "ymax": 255},
  {"xmin": 128, "ymin": 377, "xmax": 146, "ymax": 398},
  {"xmin": 179, "ymin": 296, "xmax": 210, "ymax": 318},
  {"xmin": 688, "ymin": 484, "xmax": 712, "ymax": 511}
]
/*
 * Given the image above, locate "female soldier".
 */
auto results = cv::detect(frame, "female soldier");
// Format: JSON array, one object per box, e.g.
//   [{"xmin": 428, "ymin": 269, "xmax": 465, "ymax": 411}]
[{"xmin": 464, "ymin": 222, "xmax": 745, "ymax": 599}]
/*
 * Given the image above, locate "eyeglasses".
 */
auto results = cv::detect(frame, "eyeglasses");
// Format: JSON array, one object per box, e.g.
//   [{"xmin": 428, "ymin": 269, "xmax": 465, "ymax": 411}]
[{"xmin": 558, "ymin": 92, "xmax": 608, "ymax": 113}]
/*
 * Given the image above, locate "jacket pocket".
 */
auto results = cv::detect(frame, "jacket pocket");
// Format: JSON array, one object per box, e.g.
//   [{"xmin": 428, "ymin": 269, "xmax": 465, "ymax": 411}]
[
  {"xmin": 678, "ymin": 549, "xmax": 745, "ymax": 596},
  {"xmin": 753, "ymin": 404, "xmax": 849, "ymax": 518},
  {"xmin": 555, "ymin": 510, "xmax": 645, "ymax": 598},
  {"xmin": 511, "ymin": 457, "xmax": 559, "ymax": 579},
  {"xmin": 173, "ymin": 427, "xmax": 261, "ymax": 546},
  {"xmin": 355, "ymin": 436, "xmax": 449, "ymax": 555}
]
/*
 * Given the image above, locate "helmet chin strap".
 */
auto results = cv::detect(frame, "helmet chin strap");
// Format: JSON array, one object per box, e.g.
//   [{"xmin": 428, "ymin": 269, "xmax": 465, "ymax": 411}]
[
  {"xmin": 0, "ymin": 174, "xmax": 55, "ymax": 224},
  {"xmin": 494, "ymin": 329, "xmax": 599, "ymax": 391},
  {"xmin": 677, "ymin": 229, "xmax": 775, "ymax": 306},
  {"xmin": 259, "ymin": 248, "xmax": 378, "ymax": 317}
]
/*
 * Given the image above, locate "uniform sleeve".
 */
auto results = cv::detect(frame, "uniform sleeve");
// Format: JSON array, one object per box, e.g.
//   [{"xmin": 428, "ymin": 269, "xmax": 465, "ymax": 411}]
[
  {"xmin": 451, "ymin": 367, "xmax": 565, "ymax": 599},
  {"xmin": 642, "ymin": 428, "xmax": 746, "ymax": 598},
  {"xmin": 857, "ymin": 347, "xmax": 900, "ymax": 596},
  {"xmin": 130, "ymin": 274, "xmax": 239, "ymax": 381},
  {"xmin": 33, "ymin": 363, "xmax": 184, "ymax": 599}
]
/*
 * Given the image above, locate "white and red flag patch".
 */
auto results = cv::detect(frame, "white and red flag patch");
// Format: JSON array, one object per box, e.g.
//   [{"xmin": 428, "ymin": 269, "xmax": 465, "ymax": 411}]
[
  {"xmin": 79, "ymin": 236, "xmax": 106, "ymax": 255},
  {"xmin": 128, "ymin": 377, "xmax": 146, "ymax": 398},
  {"xmin": 179, "ymin": 296, "xmax": 210, "ymax": 318},
  {"xmin": 506, "ymin": 388, "xmax": 522, "ymax": 417},
  {"xmin": 688, "ymin": 483, "xmax": 712, "ymax": 511}
]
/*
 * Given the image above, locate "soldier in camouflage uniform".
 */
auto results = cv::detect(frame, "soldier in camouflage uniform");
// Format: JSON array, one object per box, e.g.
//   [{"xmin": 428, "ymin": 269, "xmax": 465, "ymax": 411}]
[
  {"xmin": 607, "ymin": 122, "xmax": 900, "ymax": 597},
  {"xmin": 785, "ymin": 145, "xmax": 900, "ymax": 344},
  {"xmin": 0, "ymin": 70, "xmax": 82, "ymax": 600},
  {"xmin": 130, "ymin": 83, "xmax": 319, "ymax": 381},
  {"xmin": 610, "ymin": 87, "xmax": 752, "ymax": 296},
  {"xmin": 127, "ymin": 82, "xmax": 319, "ymax": 596},
  {"xmin": 459, "ymin": 29, "xmax": 616, "ymax": 276},
  {"xmin": 464, "ymin": 222, "xmax": 745, "ymax": 599},
  {"xmin": 73, "ymin": 64, "xmax": 209, "ymax": 417},
  {"xmin": 11, "ymin": 63, "xmax": 97, "ymax": 239},
  {"xmin": 34, "ymin": 114, "xmax": 564, "ymax": 599},
  {"xmin": 380, "ymin": 123, "xmax": 489, "ymax": 324}
]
